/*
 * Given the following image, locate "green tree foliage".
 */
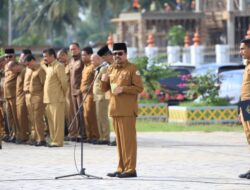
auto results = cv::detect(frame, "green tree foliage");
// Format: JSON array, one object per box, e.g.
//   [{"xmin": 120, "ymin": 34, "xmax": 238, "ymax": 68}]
[
  {"xmin": 167, "ymin": 25, "xmax": 185, "ymax": 46},
  {"xmin": 187, "ymin": 72, "xmax": 229, "ymax": 106},
  {"xmin": 0, "ymin": 0, "xmax": 8, "ymax": 45},
  {"xmin": 0, "ymin": 0, "xmax": 193, "ymax": 46},
  {"xmin": 133, "ymin": 56, "xmax": 176, "ymax": 99}
]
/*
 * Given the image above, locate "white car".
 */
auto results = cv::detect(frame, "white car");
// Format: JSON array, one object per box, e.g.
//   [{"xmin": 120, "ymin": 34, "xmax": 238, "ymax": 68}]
[{"xmin": 218, "ymin": 69, "xmax": 244, "ymax": 104}]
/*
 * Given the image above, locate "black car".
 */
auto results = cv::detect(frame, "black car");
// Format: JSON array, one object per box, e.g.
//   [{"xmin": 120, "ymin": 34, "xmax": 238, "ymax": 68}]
[{"xmin": 159, "ymin": 64, "xmax": 195, "ymax": 105}]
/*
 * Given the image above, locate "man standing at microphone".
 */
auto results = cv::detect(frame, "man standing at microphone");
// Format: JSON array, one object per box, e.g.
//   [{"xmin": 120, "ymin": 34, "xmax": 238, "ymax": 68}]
[{"xmin": 101, "ymin": 43, "xmax": 143, "ymax": 178}]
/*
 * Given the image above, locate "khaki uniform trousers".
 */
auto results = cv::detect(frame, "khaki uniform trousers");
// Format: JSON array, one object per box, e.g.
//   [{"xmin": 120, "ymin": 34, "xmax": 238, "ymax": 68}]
[
  {"xmin": 25, "ymin": 93, "xmax": 36, "ymax": 140},
  {"xmin": 16, "ymin": 101, "xmax": 29, "ymax": 141},
  {"xmin": 0, "ymin": 105, "xmax": 4, "ymax": 147},
  {"xmin": 0, "ymin": 105, "xmax": 5, "ymax": 138},
  {"xmin": 6, "ymin": 97, "xmax": 19, "ymax": 139},
  {"xmin": 83, "ymin": 95, "xmax": 99, "ymax": 140},
  {"xmin": 112, "ymin": 116, "xmax": 137, "ymax": 173},
  {"xmin": 31, "ymin": 101, "xmax": 46, "ymax": 142},
  {"xmin": 71, "ymin": 94, "xmax": 84, "ymax": 138},
  {"xmin": 65, "ymin": 89, "xmax": 75, "ymax": 136},
  {"xmin": 241, "ymin": 111, "xmax": 250, "ymax": 145},
  {"xmin": 46, "ymin": 102, "xmax": 65, "ymax": 146},
  {"xmin": 95, "ymin": 99, "xmax": 110, "ymax": 141}
]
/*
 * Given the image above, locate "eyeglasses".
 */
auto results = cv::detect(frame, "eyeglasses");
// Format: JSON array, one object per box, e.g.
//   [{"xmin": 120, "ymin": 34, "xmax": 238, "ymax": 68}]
[
  {"xmin": 5, "ymin": 55, "xmax": 13, "ymax": 59},
  {"xmin": 113, "ymin": 52, "xmax": 124, "ymax": 56}
]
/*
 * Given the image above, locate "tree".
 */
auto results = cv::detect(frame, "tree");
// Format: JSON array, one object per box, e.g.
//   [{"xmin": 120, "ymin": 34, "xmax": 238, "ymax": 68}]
[
  {"xmin": 11, "ymin": 0, "xmax": 82, "ymax": 45},
  {"xmin": 187, "ymin": 72, "xmax": 229, "ymax": 106},
  {"xmin": 167, "ymin": 25, "xmax": 185, "ymax": 46},
  {"xmin": 133, "ymin": 56, "xmax": 176, "ymax": 100},
  {"xmin": 0, "ymin": 0, "xmax": 9, "ymax": 45}
]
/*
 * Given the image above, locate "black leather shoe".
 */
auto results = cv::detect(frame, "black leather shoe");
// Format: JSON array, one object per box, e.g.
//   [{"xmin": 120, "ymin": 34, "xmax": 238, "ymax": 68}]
[
  {"xmin": 26, "ymin": 139, "xmax": 36, "ymax": 146},
  {"xmin": 239, "ymin": 170, "xmax": 250, "ymax": 178},
  {"xmin": 246, "ymin": 174, "xmax": 250, "ymax": 179},
  {"xmin": 118, "ymin": 171, "xmax": 137, "ymax": 178},
  {"xmin": 16, "ymin": 139, "xmax": 28, "ymax": 144},
  {"xmin": 35, "ymin": 141, "xmax": 47, "ymax": 147},
  {"xmin": 107, "ymin": 171, "xmax": 121, "ymax": 177},
  {"xmin": 48, "ymin": 144, "xmax": 60, "ymax": 148},
  {"xmin": 2, "ymin": 136, "xmax": 10, "ymax": 142},
  {"xmin": 64, "ymin": 136, "xmax": 71, "ymax": 141},
  {"xmin": 9, "ymin": 137, "xmax": 16, "ymax": 143},
  {"xmin": 101, "ymin": 140, "xmax": 110, "ymax": 145}
]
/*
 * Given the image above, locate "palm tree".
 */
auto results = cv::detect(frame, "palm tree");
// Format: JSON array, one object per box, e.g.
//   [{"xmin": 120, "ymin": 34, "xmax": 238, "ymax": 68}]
[
  {"xmin": 12, "ymin": 0, "xmax": 83, "ymax": 45},
  {"xmin": 0, "ymin": 0, "xmax": 9, "ymax": 45}
]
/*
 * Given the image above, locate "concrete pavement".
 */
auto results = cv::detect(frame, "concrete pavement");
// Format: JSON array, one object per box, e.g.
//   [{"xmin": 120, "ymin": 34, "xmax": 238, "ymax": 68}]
[{"xmin": 1, "ymin": 132, "xmax": 250, "ymax": 190}]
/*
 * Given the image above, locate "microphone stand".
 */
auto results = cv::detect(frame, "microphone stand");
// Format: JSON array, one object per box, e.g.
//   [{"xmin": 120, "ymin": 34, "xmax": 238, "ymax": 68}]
[{"xmin": 55, "ymin": 67, "xmax": 103, "ymax": 180}]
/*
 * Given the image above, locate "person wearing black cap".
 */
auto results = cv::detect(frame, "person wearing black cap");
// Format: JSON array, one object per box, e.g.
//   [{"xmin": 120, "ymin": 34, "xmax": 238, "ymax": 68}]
[
  {"xmin": 92, "ymin": 53, "xmax": 110, "ymax": 145},
  {"xmin": 97, "ymin": 45, "xmax": 116, "ymax": 146},
  {"xmin": 101, "ymin": 42, "xmax": 144, "ymax": 178},
  {"xmin": 239, "ymin": 38, "xmax": 250, "ymax": 179},
  {"xmin": 80, "ymin": 47, "xmax": 99, "ymax": 143},
  {"xmin": 3, "ymin": 48, "xmax": 19, "ymax": 143}
]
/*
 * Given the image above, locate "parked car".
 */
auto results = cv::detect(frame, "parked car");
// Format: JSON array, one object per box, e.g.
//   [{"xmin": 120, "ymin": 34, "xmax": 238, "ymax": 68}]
[
  {"xmin": 158, "ymin": 64, "xmax": 195, "ymax": 104},
  {"xmin": 218, "ymin": 69, "xmax": 244, "ymax": 104},
  {"xmin": 192, "ymin": 62, "xmax": 244, "ymax": 76},
  {"xmin": 192, "ymin": 62, "xmax": 245, "ymax": 104}
]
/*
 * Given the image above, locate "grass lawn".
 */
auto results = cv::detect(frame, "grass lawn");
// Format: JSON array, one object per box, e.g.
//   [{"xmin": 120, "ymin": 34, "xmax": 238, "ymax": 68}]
[{"xmin": 133, "ymin": 120, "xmax": 243, "ymax": 132}]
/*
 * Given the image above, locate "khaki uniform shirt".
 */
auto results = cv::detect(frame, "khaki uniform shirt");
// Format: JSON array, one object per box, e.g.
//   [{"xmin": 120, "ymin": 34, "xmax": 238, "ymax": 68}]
[
  {"xmin": 30, "ymin": 66, "xmax": 46, "ymax": 104},
  {"xmin": 69, "ymin": 58, "xmax": 84, "ymax": 96},
  {"xmin": 0, "ymin": 69, "xmax": 5, "ymax": 101},
  {"xmin": 23, "ymin": 68, "xmax": 33, "ymax": 93},
  {"xmin": 16, "ymin": 67, "xmax": 26, "ymax": 105},
  {"xmin": 241, "ymin": 62, "xmax": 250, "ymax": 100},
  {"xmin": 4, "ymin": 64, "xmax": 17, "ymax": 99},
  {"xmin": 80, "ymin": 62, "xmax": 95, "ymax": 96},
  {"xmin": 43, "ymin": 60, "xmax": 68, "ymax": 103},
  {"xmin": 93, "ymin": 63, "xmax": 109, "ymax": 101},
  {"xmin": 101, "ymin": 61, "xmax": 143, "ymax": 117}
]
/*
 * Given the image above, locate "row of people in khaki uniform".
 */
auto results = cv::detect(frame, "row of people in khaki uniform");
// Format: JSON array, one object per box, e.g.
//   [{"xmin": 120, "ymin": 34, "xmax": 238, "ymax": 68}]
[
  {"xmin": 0, "ymin": 43, "xmax": 144, "ymax": 179},
  {"xmin": 0, "ymin": 44, "xmax": 114, "ymax": 148}
]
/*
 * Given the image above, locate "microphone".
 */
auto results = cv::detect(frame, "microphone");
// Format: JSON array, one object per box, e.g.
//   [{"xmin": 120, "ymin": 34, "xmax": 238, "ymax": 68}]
[{"xmin": 94, "ymin": 61, "xmax": 109, "ymax": 71}]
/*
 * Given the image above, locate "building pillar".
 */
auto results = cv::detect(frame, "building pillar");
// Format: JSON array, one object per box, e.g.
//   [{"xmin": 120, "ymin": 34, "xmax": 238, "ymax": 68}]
[
  {"xmin": 167, "ymin": 46, "xmax": 181, "ymax": 63},
  {"xmin": 239, "ymin": 0, "xmax": 246, "ymax": 11},
  {"xmin": 195, "ymin": 0, "xmax": 203, "ymax": 12},
  {"xmin": 127, "ymin": 47, "xmax": 137, "ymax": 61},
  {"xmin": 227, "ymin": 0, "xmax": 234, "ymax": 11},
  {"xmin": 138, "ymin": 19, "xmax": 146, "ymax": 52},
  {"xmin": 227, "ymin": 14, "xmax": 235, "ymax": 47},
  {"xmin": 215, "ymin": 44, "xmax": 230, "ymax": 64}
]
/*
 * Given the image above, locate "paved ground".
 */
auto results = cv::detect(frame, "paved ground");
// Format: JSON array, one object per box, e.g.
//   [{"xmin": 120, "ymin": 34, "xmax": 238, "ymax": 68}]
[{"xmin": 1, "ymin": 132, "xmax": 250, "ymax": 190}]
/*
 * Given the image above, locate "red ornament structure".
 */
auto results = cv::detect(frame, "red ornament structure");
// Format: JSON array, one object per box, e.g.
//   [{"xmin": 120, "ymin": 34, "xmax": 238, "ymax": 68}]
[
  {"xmin": 192, "ymin": 31, "xmax": 200, "ymax": 47},
  {"xmin": 133, "ymin": 0, "xmax": 140, "ymax": 10},
  {"xmin": 184, "ymin": 32, "xmax": 190, "ymax": 48},
  {"xmin": 147, "ymin": 33, "xmax": 155, "ymax": 47}
]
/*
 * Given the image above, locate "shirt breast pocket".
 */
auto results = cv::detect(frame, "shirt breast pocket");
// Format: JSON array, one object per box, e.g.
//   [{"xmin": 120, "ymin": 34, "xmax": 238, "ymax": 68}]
[{"xmin": 119, "ymin": 74, "xmax": 130, "ymax": 85}]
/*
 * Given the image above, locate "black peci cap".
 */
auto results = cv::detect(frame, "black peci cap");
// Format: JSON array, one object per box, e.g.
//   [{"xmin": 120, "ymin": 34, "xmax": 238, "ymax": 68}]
[
  {"xmin": 113, "ymin": 43, "xmax": 127, "ymax": 53},
  {"xmin": 22, "ymin": 49, "xmax": 32, "ymax": 55},
  {"xmin": 5, "ymin": 48, "xmax": 15, "ymax": 54},
  {"xmin": 97, "ymin": 45, "xmax": 111, "ymax": 56}
]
